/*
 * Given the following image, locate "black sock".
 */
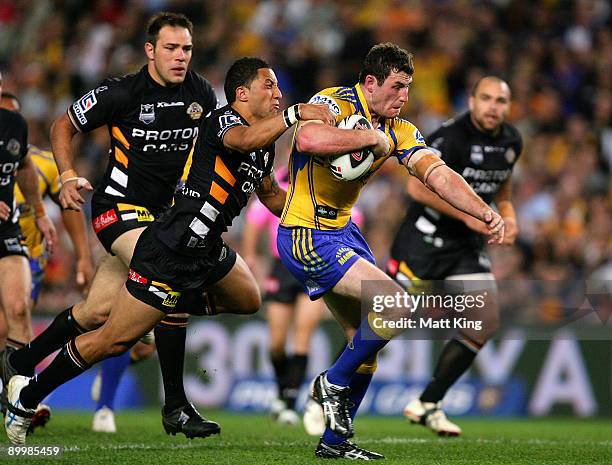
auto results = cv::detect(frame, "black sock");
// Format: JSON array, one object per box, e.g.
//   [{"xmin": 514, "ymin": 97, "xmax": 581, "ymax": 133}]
[
  {"xmin": 420, "ymin": 339, "xmax": 478, "ymax": 403},
  {"xmin": 155, "ymin": 316, "xmax": 189, "ymax": 413},
  {"xmin": 283, "ymin": 354, "xmax": 308, "ymax": 410},
  {"xmin": 271, "ymin": 353, "xmax": 289, "ymax": 403},
  {"xmin": 10, "ymin": 307, "xmax": 86, "ymax": 375},
  {"xmin": 20, "ymin": 339, "xmax": 90, "ymax": 409},
  {"xmin": 6, "ymin": 338, "xmax": 33, "ymax": 377}
]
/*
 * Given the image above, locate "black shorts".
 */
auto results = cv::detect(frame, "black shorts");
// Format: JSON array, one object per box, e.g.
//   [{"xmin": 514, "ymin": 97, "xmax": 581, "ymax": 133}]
[
  {"xmin": 91, "ymin": 194, "xmax": 160, "ymax": 253},
  {"xmin": 0, "ymin": 227, "xmax": 29, "ymax": 259},
  {"xmin": 125, "ymin": 225, "xmax": 236, "ymax": 313},
  {"xmin": 387, "ymin": 223, "xmax": 491, "ymax": 285},
  {"xmin": 264, "ymin": 258, "xmax": 304, "ymax": 304}
]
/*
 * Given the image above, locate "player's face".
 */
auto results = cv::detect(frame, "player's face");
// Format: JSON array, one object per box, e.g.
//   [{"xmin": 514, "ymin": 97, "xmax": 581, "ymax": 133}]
[
  {"xmin": 247, "ymin": 68, "xmax": 283, "ymax": 119},
  {"xmin": 369, "ymin": 71, "xmax": 411, "ymax": 119},
  {"xmin": 0, "ymin": 96, "xmax": 19, "ymax": 112},
  {"xmin": 147, "ymin": 26, "xmax": 193, "ymax": 86},
  {"xmin": 469, "ymin": 79, "xmax": 511, "ymax": 133}
]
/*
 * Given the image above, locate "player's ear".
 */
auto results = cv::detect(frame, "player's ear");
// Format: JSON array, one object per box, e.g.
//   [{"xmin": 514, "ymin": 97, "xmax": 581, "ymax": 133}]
[
  {"xmin": 144, "ymin": 42, "xmax": 155, "ymax": 60},
  {"xmin": 235, "ymin": 85, "xmax": 249, "ymax": 103},
  {"xmin": 363, "ymin": 75, "xmax": 378, "ymax": 93}
]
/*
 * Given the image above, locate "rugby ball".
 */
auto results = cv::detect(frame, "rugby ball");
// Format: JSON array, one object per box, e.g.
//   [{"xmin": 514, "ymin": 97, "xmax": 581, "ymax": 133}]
[{"xmin": 329, "ymin": 114, "xmax": 375, "ymax": 181}]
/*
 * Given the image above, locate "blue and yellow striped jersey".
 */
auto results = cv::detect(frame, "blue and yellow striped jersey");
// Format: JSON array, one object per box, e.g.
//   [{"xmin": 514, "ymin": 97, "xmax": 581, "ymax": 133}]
[
  {"xmin": 280, "ymin": 83, "xmax": 426, "ymax": 230},
  {"xmin": 14, "ymin": 146, "xmax": 60, "ymax": 259}
]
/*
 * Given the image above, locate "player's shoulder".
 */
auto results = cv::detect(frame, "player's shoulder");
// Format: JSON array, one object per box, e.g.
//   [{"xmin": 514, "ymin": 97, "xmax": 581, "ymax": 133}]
[
  {"xmin": 29, "ymin": 147, "xmax": 56, "ymax": 167},
  {"xmin": 0, "ymin": 107, "xmax": 27, "ymax": 129},
  {"xmin": 390, "ymin": 117, "xmax": 425, "ymax": 144},
  {"xmin": 308, "ymin": 86, "xmax": 355, "ymax": 117},
  {"xmin": 184, "ymin": 70, "xmax": 215, "ymax": 93},
  {"xmin": 500, "ymin": 121, "xmax": 522, "ymax": 144}
]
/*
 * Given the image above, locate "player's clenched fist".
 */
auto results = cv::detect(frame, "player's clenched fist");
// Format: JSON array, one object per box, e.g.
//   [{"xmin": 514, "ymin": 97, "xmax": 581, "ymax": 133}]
[{"xmin": 482, "ymin": 210, "xmax": 505, "ymax": 244}]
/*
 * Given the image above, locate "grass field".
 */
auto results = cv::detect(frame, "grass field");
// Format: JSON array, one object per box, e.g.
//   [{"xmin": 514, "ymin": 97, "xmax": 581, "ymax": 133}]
[{"xmin": 1, "ymin": 410, "xmax": 610, "ymax": 464}]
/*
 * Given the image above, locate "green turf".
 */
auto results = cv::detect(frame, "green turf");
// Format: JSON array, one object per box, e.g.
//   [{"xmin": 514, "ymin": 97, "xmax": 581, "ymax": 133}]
[{"xmin": 1, "ymin": 410, "xmax": 610, "ymax": 464}]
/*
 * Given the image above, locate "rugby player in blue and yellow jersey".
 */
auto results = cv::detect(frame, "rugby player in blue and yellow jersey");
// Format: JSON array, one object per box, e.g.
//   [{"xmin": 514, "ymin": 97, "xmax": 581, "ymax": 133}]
[{"xmin": 277, "ymin": 43, "xmax": 506, "ymax": 459}]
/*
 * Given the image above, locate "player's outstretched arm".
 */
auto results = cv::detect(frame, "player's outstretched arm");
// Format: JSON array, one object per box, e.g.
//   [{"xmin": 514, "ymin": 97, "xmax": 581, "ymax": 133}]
[
  {"xmin": 256, "ymin": 171, "xmax": 286, "ymax": 218},
  {"xmin": 295, "ymin": 121, "xmax": 389, "ymax": 158},
  {"xmin": 406, "ymin": 175, "xmax": 489, "ymax": 235},
  {"xmin": 50, "ymin": 113, "xmax": 93, "ymax": 211},
  {"xmin": 16, "ymin": 154, "xmax": 57, "ymax": 254},
  {"xmin": 223, "ymin": 104, "xmax": 335, "ymax": 153},
  {"xmin": 404, "ymin": 148, "xmax": 504, "ymax": 244}
]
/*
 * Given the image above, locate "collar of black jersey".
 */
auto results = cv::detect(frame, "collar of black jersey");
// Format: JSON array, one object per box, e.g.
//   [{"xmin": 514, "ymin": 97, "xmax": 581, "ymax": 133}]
[{"xmin": 142, "ymin": 65, "xmax": 186, "ymax": 91}]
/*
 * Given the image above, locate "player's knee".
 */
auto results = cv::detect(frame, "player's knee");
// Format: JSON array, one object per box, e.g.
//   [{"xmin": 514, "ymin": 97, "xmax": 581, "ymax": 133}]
[
  {"xmin": 239, "ymin": 290, "xmax": 262, "ymax": 315},
  {"xmin": 356, "ymin": 356, "xmax": 378, "ymax": 375},
  {"xmin": 105, "ymin": 340, "xmax": 131, "ymax": 358},
  {"xmin": 7, "ymin": 297, "xmax": 30, "ymax": 322},
  {"xmin": 84, "ymin": 308, "xmax": 111, "ymax": 329}
]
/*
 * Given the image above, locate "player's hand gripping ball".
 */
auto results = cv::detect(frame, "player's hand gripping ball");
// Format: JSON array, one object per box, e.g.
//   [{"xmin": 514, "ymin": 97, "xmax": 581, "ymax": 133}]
[{"xmin": 329, "ymin": 114, "xmax": 375, "ymax": 181}]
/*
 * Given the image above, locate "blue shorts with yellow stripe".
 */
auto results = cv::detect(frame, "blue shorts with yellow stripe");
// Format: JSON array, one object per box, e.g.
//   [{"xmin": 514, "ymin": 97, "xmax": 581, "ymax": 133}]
[{"xmin": 277, "ymin": 221, "xmax": 375, "ymax": 300}]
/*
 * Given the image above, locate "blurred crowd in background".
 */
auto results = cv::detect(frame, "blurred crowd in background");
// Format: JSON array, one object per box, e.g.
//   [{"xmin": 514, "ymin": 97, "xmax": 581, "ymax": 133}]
[{"xmin": 0, "ymin": 0, "xmax": 609, "ymax": 322}]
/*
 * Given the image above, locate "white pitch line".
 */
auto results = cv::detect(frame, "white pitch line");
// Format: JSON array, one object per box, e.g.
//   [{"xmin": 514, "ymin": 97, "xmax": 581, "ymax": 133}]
[{"xmin": 60, "ymin": 437, "xmax": 612, "ymax": 453}]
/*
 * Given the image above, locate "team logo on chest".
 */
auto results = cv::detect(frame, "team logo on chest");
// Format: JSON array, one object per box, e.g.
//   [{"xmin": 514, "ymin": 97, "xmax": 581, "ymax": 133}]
[
  {"xmin": 6, "ymin": 139, "xmax": 21, "ymax": 156},
  {"xmin": 187, "ymin": 102, "xmax": 203, "ymax": 120},
  {"xmin": 470, "ymin": 145, "xmax": 483, "ymax": 165},
  {"xmin": 139, "ymin": 104, "xmax": 156, "ymax": 125}
]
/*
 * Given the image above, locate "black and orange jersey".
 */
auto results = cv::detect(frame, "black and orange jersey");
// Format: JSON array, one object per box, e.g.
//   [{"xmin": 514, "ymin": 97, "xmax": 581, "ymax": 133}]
[
  {"xmin": 0, "ymin": 108, "xmax": 28, "ymax": 233},
  {"xmin": 67, "ymin": 65, "xmax": 217, "ymax": 212},
  {"xmin": 156, "ymin": 105, "xmax": 275, "ymax": 255}
]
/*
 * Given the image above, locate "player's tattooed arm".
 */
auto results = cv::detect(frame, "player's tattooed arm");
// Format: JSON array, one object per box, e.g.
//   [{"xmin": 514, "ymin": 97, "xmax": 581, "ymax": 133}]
[{"xmin": 256, "ymin": 171, "xmax": 286, "ymax": 217}]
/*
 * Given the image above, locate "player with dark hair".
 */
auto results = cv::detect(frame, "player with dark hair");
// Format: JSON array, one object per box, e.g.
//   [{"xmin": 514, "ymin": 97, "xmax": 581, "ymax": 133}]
[
  {"xmin": 387, "ymin": 76, "xmax": 522, "ymax": 436},
  {"xmin": 3, "ymin": 56, "xmax": 334, "ymax": 445},
  {"xmin": 0, "ymin": 12, "xmax": 222, "ymax": 438},
  {"xmin": 277, "ymin": 43, "xmax": 505, "ymax": 459}
]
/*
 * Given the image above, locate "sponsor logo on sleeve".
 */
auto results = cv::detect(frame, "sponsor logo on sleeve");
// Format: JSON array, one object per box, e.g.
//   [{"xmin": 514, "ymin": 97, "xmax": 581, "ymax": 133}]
[
  {"xmin": 308, "ymin": 94, "xmax": 341, "ymax": 116},
  {"xmin": 72, "ymin": 90, "xmax": 98, "ymax": 125},
  {"xmin": 414, "ymin": 128, "xmax": 425, "ymax": 144}
]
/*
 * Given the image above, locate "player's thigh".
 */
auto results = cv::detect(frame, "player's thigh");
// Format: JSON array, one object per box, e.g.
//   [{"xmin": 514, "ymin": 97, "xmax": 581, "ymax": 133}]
[
  {"xmin": 77, "ymin": 285, "xmax": 166, "ymax": 362},
  {"xmin": 267, "ymin": 301, "xmax": 293, "ymax": 354},
  {"xmin": 0, "ymin": 255, "xmax": 31, "ymax": 311},
  {"xmin": 207, "ymin": 254, "xmax": 261, "ymax": 314},
  {"xmin": 333, "ymin": 257, "xmax": 404, "ymax": 303},
  {"xmin": 292, "ymin": 294, "xmax": 324, "ymax": 352},
  {"xmin": 73, "ymin": 253, "xmax": 129, "ymax": 328},
  {"xmin": 110, "ymin": 226, "xmax": 147, "ymax": 265}
]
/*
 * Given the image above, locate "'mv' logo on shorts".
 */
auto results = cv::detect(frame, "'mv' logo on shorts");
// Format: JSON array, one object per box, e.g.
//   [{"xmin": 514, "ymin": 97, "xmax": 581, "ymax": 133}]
[{"xmin": 149, "ymin": 281, "xmax": 181, "ymax": 308}]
